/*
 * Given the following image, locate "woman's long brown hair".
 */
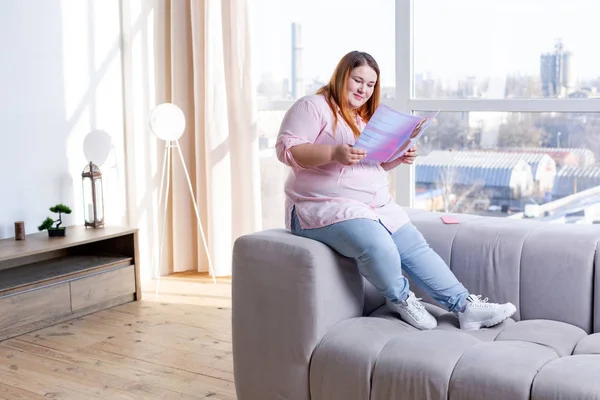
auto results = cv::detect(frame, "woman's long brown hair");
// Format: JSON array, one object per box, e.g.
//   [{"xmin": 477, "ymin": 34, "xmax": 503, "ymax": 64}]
[{"xmin": 316, "ymin": 51, "xmax": 381, "ymax": 139}]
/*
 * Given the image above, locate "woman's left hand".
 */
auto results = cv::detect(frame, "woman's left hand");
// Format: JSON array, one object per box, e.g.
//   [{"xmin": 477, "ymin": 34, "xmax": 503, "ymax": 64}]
[
  {"xmin": 380, "ymin": 147, "xmax": 418, "ymax": 171},
  {"xmin": 400, "ymin": 147, "xmax": 418, "ymax": 164}
]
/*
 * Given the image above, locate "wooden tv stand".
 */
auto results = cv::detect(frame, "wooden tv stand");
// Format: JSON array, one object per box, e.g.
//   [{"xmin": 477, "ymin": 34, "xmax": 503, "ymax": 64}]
[{"xmin": 0, "ymin": 226, "xmax": 141, "ymax": 341}]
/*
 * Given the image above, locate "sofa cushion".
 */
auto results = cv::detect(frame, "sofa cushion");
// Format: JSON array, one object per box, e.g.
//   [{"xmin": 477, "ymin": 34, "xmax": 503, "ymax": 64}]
[
  {"xmin": 574, "ymin": 333, "xmax": 600, "ymax": 355},
  {"xmin": 448, "ymin": 217, "xmax": 537, "ymax": 322},
  {"xmin": 312, "ymin": 305, "xmax": 600, "ymax": 400},
  {"xmin": 519, "ymin": 225, "xmax": 598, "ymax": 333},
  {"xmin": 449, "ymin": 341, "xmax": 557, "ymax": 400},
  {"xmin": 495, "ymin": 319, "xmax": 587, "ymax": 357},
  {"xmin": 309, "ymin": 317, "xmax": 413, "ymax": 400},
  {"xmin": 370, "ymin": 331, "xmax": 478, "ymax": 400},
  {"xmin": 531, "ymin": 355, "xmax": 600, "ymax": 400}
]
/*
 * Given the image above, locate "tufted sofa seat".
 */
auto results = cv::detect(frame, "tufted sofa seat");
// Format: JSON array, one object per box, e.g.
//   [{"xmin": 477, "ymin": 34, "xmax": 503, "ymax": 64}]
[
  {"xmin": 232, "ymin": 208, "xmax": 600, "ymax": 400},
  {"xmin": 311, "ymin": 302, "xmax": 600, "ymax": 399}
]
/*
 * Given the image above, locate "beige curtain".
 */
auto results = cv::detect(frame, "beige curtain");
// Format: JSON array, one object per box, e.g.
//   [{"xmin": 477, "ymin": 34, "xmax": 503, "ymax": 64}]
[{"xmin": 151, "ymin": 0, "xmax": 261, "ymax": 277}]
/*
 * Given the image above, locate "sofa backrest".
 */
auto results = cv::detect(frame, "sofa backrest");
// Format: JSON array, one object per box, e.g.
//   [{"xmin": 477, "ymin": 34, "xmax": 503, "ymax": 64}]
[{"xmin": 395, "ymin": 208, "xmax": 600, "ymax": 333}]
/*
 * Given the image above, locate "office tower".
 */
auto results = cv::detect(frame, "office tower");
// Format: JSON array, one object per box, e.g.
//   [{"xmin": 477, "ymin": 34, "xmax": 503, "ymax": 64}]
[
  {"xmin": 291, "ymin": 23, "xmax": 304, "ymax": 99},
  {"xmin": 540, "ymin": 39, "xmax": 574, "ymax": 97}
]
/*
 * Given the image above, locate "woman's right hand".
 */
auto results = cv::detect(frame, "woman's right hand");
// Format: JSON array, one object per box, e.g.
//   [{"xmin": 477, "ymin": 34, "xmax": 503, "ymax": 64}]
[{"xmin": 332, "ymin": 144, "xmax": 367, "ymax": 166}]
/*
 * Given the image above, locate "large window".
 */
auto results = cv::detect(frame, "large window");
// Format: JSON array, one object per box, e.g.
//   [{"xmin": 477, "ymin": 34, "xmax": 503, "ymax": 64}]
[{"xmin": 251, "ymin": 0, "xmax": 600, "ymax": 228}]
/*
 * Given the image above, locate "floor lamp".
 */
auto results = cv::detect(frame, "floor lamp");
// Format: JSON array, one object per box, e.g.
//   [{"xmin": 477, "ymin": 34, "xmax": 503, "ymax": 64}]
[{"xmin": 149, "ymin": 103, "xmax": 217, "ymax": 296}]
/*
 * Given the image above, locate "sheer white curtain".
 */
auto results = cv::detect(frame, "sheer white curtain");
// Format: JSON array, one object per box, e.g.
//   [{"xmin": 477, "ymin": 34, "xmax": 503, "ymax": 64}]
[{"xmin": 126, "ymin": 0, "xmax": 261, "ymax": 278}]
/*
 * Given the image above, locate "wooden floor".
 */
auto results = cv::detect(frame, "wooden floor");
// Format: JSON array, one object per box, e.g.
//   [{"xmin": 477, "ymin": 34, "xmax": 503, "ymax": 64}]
[{"xmin": 0, "ymin": 272, "xmax": 236, "ymax": 400}]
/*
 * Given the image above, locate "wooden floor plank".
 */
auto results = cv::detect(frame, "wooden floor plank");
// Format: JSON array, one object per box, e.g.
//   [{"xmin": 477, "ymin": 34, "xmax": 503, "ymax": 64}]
[
  {"xmin": 0, "ymin": 367, "xmax": 97, "ymax": 400},
  {"xmin": 3, "ymin": 340, "xmax": 207, "ymax": 400},
  {"xmin": 0, "ymin": 382, "xmax": 46, "ymax": 400},
  {"xmin": 0, "ymin": 345, "xmax": 121, "ymax": 399},
  {"xmin": 0, "ymin": 273, "xmax": 237, "ymax": 399}
]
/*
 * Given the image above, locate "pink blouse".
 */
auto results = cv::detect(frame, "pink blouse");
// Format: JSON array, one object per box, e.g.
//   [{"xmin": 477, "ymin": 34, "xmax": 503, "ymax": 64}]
[{"xmin": 275, "ymin": 94, "xmax": 410, "ymax": 233}]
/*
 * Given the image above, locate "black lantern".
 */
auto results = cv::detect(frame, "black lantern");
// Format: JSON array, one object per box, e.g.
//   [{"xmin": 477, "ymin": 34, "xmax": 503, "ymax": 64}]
[{"xmin": 82, "ymin": 161, "xmax": 104, "ymax": 228}]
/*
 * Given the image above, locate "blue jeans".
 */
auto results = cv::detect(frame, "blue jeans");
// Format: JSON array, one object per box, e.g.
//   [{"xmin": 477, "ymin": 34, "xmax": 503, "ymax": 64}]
[{"xmin": 291, "ymin": 209, "xmax": 469, "ymax": 313}]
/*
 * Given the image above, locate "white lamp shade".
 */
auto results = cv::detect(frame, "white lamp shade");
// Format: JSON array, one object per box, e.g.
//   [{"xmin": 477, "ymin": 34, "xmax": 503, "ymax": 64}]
[
  {"xmin": 149, "ymin": 103, "xmax": 186, "ymax": 141},
  {"xmin": 83, "ymin": 129, "xmax": 112, "ymax": 166}
]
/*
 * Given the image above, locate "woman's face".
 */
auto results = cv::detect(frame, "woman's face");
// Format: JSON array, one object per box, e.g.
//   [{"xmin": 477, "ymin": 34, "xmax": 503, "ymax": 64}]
[{"xmin": 347, "ymin": 65, "xmax": 377, "ymax": 109}]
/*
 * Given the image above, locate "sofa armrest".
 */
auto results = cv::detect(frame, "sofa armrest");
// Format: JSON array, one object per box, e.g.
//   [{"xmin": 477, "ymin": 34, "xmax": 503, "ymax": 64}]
[{"xmin": 232, "ymin": 229, "xmax": 364, "ymax": 400}]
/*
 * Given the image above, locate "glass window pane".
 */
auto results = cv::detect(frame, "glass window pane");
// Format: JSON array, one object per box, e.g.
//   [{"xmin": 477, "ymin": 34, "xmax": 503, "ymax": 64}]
[
  {"xmin": 252, "ymin": 0, "xmax": 395, "ymax": 229},
  {"xmin": 258, "ymin": 110, "xmax": 289, "ymax": 230},
  {"xmin": 413, "ymin": 111, "xmax": 600, "ymax": 222},
  {"xmin": 413, "ymin": 0, "xmax": 600, "ymax": 99},
  {"xmin": 252, "ymin": 0, "xmax": 395, "ymax": 102}
]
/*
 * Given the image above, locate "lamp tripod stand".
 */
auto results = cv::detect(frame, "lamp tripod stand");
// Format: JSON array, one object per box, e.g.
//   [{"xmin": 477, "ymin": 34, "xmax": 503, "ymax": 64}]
[{"xmin": 151, "ymin": 103, "xmax": 216, "ymax": 296}]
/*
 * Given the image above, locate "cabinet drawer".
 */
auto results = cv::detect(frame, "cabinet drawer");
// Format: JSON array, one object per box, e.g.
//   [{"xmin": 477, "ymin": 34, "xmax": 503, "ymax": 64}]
[
  {"xmin": 70, "ymin": 265, "xmax": 135, "ymax": 311},
  {"xmin": 0, "ymin": 283, "xmax": 71, "ymax": 335}
]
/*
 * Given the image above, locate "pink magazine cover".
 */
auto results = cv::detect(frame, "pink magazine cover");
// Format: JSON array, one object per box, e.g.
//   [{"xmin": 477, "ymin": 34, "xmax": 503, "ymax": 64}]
[{"xmin": 354, "ymin": 105, "xmax": 438, "ymax": 163}]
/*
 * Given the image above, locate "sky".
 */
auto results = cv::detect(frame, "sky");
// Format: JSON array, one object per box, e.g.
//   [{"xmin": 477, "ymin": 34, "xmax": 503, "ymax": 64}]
[{"xmin": 250, "ymin": 0, "xmax": 600, "ymax": 87}]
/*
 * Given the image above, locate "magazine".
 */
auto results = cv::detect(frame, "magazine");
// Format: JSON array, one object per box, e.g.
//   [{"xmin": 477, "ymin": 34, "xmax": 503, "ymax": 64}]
[{"xmin": 354, "ymin": 105, "xmax": 438, "ymax": 163}]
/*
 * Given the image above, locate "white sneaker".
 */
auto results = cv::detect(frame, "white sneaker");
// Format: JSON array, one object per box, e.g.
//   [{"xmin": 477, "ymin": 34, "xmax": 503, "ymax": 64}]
[
  {"xmin": 387, "ymin": 291, "xmax": 437, "ymax": 330},
  {"xmin": 458, "ymin": 294, "xmax": 516, "ymax": 331}
]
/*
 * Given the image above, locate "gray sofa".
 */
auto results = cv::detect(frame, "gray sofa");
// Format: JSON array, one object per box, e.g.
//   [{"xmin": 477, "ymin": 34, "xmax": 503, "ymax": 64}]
[{"xmin": 232, "ymin": 208, "xmax": 600, "ymax": 400}]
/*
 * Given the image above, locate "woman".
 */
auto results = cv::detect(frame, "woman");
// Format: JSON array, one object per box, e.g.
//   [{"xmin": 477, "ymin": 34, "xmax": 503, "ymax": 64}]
[{"xmin": 275, "ymin": 50, "xmax": 516, "ymax": 331}]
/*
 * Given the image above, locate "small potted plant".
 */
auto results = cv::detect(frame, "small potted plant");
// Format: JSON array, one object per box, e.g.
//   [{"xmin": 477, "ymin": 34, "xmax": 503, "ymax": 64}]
[{"xmin": 38, "ymin": 204, "xmax": 72, "ymax": 237}]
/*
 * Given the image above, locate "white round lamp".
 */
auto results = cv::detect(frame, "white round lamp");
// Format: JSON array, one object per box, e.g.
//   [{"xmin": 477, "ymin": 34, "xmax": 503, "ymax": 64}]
[
  {"xmin": 83, "ymin": 129, "xmax": 112, "ymax": 166},
  {"xmin": 149, "ymin": 103, "xmax": 186, "ymax": 141},
  {"xmin": 149, "ymin": 102, "xmax": 216, "ymax": 291}
]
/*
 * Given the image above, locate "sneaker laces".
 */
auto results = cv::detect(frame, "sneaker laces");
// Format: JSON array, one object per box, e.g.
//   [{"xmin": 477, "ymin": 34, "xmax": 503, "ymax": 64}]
[
  {"xmin": 403, "ymin": 293, "xmax": 428, "ymax": 320},
  {"xmin": 468, "ymin": 294, "xmax": 496, "ymax": 309}
]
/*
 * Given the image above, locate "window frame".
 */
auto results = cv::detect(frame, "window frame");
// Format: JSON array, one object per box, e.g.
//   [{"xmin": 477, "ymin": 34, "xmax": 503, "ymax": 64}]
[{"xmin": 393, "ymin": 0, "xmax": 600, "ymax": 207}]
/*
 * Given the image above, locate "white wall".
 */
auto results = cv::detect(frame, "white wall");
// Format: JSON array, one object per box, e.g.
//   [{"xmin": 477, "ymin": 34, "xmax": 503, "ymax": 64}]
[{"xmin": 0, "ymin": 0, "xmax": 127, "ymax": 239}]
